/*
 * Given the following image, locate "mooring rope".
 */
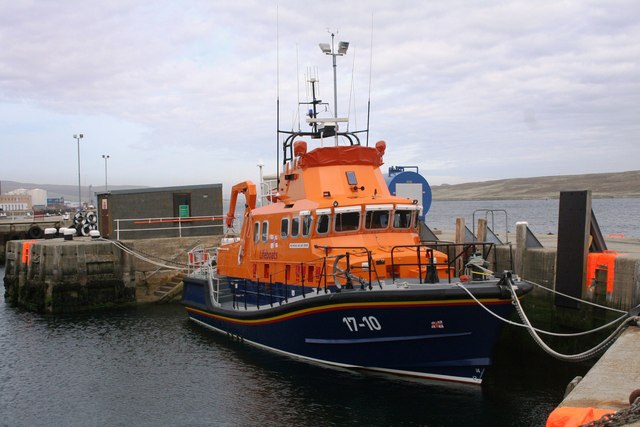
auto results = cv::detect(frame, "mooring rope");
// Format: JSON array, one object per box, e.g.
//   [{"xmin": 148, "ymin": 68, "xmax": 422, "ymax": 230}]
[
  {"xmin": 506, "ymin": 278, "xmax": 638, "ymax": 362},
  {"xmin": 527, "ymin": 279, "xmax": 627, "ymax": 314},
  {"xmin": 104, "ymin": 238, "xmax": 189, "ymax": 271},
  {"xmin": 455, "ymin": 280, "xmax": 638, "ymax": 362},
  {"xmin": 454, "ymin": 282, "xmax": 629, "ymax": 338}
]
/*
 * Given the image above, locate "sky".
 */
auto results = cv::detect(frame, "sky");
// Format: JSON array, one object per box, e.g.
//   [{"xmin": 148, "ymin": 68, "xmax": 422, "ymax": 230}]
[{"xmin": 1, "ymin": 0, "xmax": 639, "ymax": 198}]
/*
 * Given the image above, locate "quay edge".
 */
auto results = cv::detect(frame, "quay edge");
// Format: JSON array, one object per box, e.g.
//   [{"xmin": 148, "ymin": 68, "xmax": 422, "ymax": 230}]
[
  {"xmin": 2, "ymin": 235, "xmax": 221, "ymax": 313},
  {"xmin": 3, "ymin": 238, "xmax": 136, "ymax": 313},
  {"xmin": 0, "ymin": 217, "xmax": 70, "ymax": 264},
  {"xmin": 546, "ymin": 325, "xmax": 640, "ymax": 426}
]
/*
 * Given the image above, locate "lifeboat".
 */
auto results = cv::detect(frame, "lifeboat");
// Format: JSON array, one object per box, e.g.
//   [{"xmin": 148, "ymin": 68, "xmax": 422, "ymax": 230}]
[{"xmin": 182, "ymin": 38, "xmax": 533, "ymax": 384}]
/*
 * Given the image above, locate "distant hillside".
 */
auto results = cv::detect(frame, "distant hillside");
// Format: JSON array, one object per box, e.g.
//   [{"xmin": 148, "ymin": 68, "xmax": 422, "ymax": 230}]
[
  {"xmin": 4, "ymin": 170, "xmax": 639, "ymax": 202},
  {"xmin": 431, "ymin": 170, "xmax": 640, "ymax": 200},
  {"xmin": 0, "ymin": 180, "xmax": 145, "ymax": 202}
]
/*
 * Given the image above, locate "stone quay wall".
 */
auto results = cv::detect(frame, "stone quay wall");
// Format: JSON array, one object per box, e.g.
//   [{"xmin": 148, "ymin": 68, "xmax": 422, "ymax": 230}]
[{"xmin": 4, "ymin": 238, "xmax": 136, "ymax": 313}]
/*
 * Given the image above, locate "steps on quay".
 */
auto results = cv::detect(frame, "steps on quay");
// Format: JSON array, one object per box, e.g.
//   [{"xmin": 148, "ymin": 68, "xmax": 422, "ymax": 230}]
[{"xmin": 154, "ymin": 272, "xmax": 186, "ymax": 302}]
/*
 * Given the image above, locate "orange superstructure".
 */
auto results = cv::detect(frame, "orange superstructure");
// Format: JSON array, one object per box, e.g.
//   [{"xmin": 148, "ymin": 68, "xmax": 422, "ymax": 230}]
[{"xmin": 218, "ymin": 139, "xmax": 451, "ymax": 289}]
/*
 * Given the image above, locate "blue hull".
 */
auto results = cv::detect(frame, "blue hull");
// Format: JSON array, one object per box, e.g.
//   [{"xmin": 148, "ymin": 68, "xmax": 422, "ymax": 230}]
[{"xmin": 183, "ymin": 277, "xmax": 530, "ymax": 384}]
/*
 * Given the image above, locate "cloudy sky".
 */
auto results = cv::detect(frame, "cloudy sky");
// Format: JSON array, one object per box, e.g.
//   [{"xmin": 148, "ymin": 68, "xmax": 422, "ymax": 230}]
[{"xmin": 1, "ymin": 0, "xmax": 639, "ymax": 197}]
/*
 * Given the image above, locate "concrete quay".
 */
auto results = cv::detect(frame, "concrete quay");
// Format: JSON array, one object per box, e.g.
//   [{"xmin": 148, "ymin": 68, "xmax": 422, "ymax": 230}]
[
  {"xmin": 4, "ymin": 237, "xmax": 136, "ymax": 313},
  {"xmin": 547, "ymin": 325, "xmax": 640, "ymax": 426},
  {"xmin": 435, "ymin": 227, "xmax": 640, "ymax": 312},
  {"xmin": 3, "ymin": 234, "xmax": 221, "ymax": 312},
  {"xmin": 0, "ymin": 215, "xmax": 71, "ymax": 264}
]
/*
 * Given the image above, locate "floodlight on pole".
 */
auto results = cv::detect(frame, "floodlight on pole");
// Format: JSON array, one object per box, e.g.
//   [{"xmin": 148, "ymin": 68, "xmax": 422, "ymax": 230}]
[
  {"xmin": 319, "ymin": 43, "xmax": 331, "ymax": 54},
  {"xmin": 73, "ymin": 133, "xmax": 84, "ymax": 209},
  {"xmin": 319, "ymin": 32, "xmax": 349, "ymax": 119}
]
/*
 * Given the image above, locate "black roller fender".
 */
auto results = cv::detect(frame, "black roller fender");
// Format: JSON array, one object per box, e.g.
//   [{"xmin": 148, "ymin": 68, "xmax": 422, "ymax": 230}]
[
  {"xmin": 86, "ymin": 211, "xmax": 97, "ymax": 224},
  {"xmin": 73, "ymin": 212, "xmax": 84, "ymax": 225},
  {"xmin": 81, "ymin": 223, "xmax": 92, "ymax": 236},
  {"xmin": 27, "ymin": 225, "xmax": 44, "ymax": 239}
]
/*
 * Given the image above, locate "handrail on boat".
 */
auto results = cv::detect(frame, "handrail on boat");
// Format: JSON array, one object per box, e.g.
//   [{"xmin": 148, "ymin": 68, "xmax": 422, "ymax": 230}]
[
  {"xmin": 314, "ymin": 245, "xmax": 382, "ymax": 290},
  {"xmin": 390, "ymin": 244, "xmax": 438, "ymax": 284},
  {"xmin": 418, "ymin": 241, "xmax": 502, "ymax": 281},
  {"xmin": 232, "ymin": 256, "xmax": 332, "ymax": 309}
]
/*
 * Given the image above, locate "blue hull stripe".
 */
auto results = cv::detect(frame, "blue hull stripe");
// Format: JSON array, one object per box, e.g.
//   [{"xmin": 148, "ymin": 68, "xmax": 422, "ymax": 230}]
[{"xmin": 305, "ymin": 331, "xmax": 471, "ymax": 345}]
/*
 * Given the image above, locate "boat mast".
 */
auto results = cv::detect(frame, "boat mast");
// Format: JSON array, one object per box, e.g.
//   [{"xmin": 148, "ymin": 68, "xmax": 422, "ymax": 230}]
[{"xmin": 319, "ymin": 32, "xmax": 349, "ymax": 119}]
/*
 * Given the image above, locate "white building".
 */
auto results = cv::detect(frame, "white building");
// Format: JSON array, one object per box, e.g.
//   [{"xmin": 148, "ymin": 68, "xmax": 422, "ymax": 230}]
[
  {"xmin": 0, "ymin": 194, "xmax": 31, "ymax": 212},
  {"xmin": 28, "ymin": 188, "xmax": 47, "ymax": 206}
]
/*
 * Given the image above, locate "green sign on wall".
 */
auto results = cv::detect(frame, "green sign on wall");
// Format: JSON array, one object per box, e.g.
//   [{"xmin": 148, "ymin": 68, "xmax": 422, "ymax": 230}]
[{"xmin": 178, "ymin": 205, "xmax": 190, "ymax": 218}]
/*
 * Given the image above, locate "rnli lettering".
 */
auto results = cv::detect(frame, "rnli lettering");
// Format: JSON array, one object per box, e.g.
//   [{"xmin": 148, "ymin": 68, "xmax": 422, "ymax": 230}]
[{"xmin": 259, "ymin": 250, "xmax": 278, "ymax": 260}]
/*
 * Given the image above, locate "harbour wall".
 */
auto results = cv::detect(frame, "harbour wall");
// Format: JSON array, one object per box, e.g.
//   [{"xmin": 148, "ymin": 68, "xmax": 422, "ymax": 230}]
[
  {"xmin": 4, "ymin": 238, "xmax": 136, "ymax": 313},
  {"xmin": 3, "ymin": 226, "xmax": 639, "ymax": 314},
  {"xmin": 510, "ymin": 223, "xmax": 640, "ymax": 312},
  {"xmin": 3, "ymin": 235, "xmax": 221, "ymax": 312},
  {"xmin": 490, "ymin": 223, "xmax": 640, "ymax": 333}
]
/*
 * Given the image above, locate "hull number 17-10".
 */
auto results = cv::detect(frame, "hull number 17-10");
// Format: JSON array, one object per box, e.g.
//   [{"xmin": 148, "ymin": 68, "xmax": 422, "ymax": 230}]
[{"xmin": 342, "ymin": 316, "xmax": 382, "ymax": 332}]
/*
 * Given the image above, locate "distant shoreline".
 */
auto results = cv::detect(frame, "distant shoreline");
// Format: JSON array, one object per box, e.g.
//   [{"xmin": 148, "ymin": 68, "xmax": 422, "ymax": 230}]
[{"xmin": 430, "ymin": 170, "xmax": 640, "ymax": 201}]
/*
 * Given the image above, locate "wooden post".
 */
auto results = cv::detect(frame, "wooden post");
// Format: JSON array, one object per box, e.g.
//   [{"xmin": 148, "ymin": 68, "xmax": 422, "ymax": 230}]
[
  {"xmin": 455, "ymin": 218, "xmax": 465, "ymax": 277},
  {"xmin": 477, "ymin": 218, "xmax": 487, "ymax": 243},
  {"xmin": 515, "ymin": 222, "xmax": 528, "ymax": 277}
]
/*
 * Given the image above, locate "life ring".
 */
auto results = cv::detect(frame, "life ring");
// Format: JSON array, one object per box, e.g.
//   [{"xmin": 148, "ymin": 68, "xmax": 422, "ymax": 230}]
[{"xmin": 27, "ymin": 225, "xmax": 44, "ymax": 239}]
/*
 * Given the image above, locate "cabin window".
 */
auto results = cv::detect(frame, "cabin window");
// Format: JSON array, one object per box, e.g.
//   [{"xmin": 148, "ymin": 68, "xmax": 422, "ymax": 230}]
[
  {"xmin": 335, "ymin": 211, "xmax": 360, "ymax": 232},
  {"xmin": 262, "ymin": 220, "xmax": 269, "ymax": 243},
  {"xmin": 281, "ymin": 217, "xmax": 289, "ymax": 238},
  {"xmin": 393, "ymin": 210, "xmax": 413, "ymax": 229},
  {"xmin": 291, "ymin": 217, "xmax": 300, "ymax": 238},
  {"xmin": 365, "ymin": 210, "xmax": 390, "ymax": 230},
  {"xmin": 345, "ymin": 171, "xmax": 357, "ymax": 185},
  {"xmin": 413, "ymin": 212, "xmax": 420, "ymax": 229},
  {"xmin": 253, "ymin": 221, "xmax": 260, "ymax": 243},
  {"xmin": 302, "ymin": 215, "xmax": 313, "ymax": 237},
  {"xmin": 317, "ymin": 214, "xmax": 330, "ymax": 234}
]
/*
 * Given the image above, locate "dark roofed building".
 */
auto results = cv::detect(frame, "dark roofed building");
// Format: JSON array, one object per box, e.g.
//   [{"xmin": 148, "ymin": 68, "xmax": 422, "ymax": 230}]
[{"xmin": 96, "ymin": 184, "xmax": 223, "ymax": 239}]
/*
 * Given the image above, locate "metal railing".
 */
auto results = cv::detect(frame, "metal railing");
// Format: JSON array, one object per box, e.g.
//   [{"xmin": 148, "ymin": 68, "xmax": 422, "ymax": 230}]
[
  {"xmin": 115, "ymin": 215, "xmax": 224, "ymax": 239},
  {"xmin": 189, "ymin": 241, "xmax": 512, "ymax": 311},
  {"xmin": 422, "ymin": 241, "xmax": 502, "ymax": 281}
]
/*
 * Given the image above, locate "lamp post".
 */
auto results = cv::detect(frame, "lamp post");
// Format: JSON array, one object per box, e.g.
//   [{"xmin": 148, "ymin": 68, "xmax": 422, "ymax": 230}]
[
  {"xmin": 319, "ymin": 33, "xmax": 349, "ymax": 118},
  {"xmin": 102, "ymin": 154, "xmax": 110, "ymax": 192},
  {"xmin": 73, "ymin": 133, "xmax": 84, "ymax": 209}
]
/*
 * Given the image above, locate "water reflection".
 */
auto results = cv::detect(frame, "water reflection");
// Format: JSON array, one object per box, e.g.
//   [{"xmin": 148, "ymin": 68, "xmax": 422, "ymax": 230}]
[{"xmin": 1, "ymin": 275, "xmax": 588, "ymax": 426}]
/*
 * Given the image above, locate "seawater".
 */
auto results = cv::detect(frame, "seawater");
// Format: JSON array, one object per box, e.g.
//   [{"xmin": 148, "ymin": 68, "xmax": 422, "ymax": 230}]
[
  {"xmin": 3, "ymin": 198, "xmax": 637, "ymax": 425},
  {"xmin": 1, "ymin": 264, "xmax": 588, "ymax": 427},
  {"xmin": 425, "ymin": 197, "xmax": 640, "ymax": 238}
]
